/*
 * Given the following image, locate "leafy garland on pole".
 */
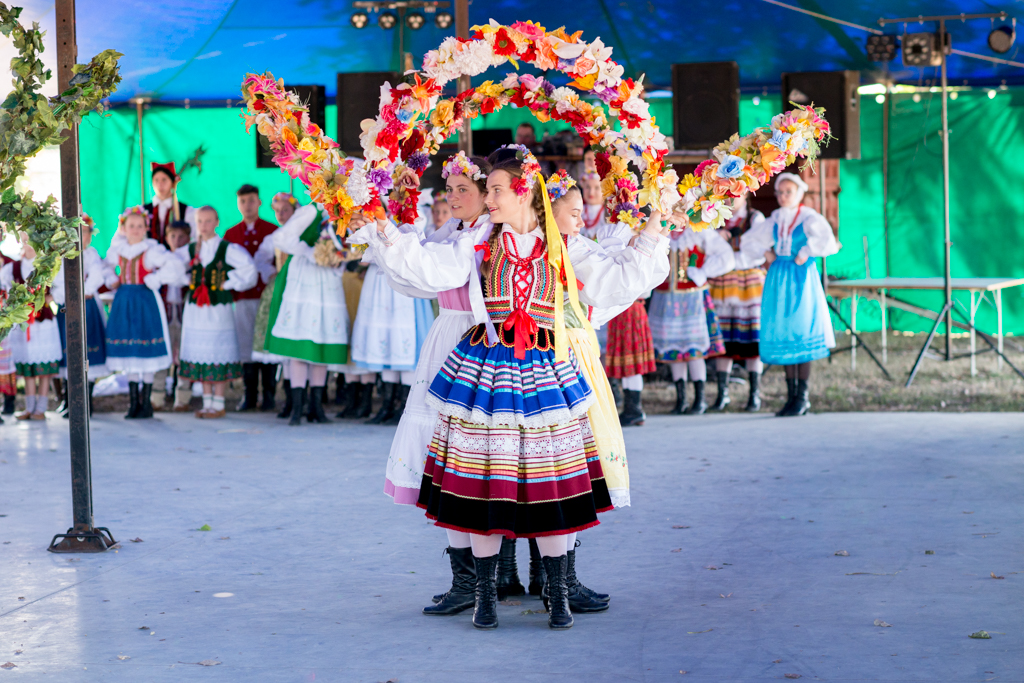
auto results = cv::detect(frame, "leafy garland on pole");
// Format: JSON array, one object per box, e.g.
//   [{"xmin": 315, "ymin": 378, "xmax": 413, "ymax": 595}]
[{"xmin": 0, "ymin": 3, "xmax": 121, "ymax": 342}]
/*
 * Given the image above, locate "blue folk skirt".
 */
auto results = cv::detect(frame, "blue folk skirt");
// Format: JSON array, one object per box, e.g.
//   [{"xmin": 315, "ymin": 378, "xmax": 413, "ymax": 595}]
[
  {"xmin": 105, "ymin": 284, "xmax": 169, "ymax": 360},
  {"xmin": 759, "ymin": 258, "xmax": 835, "ymax": 365},
  {"xmin": 57, "ymin": 299, "xmax": 107, "ymax": 369}
]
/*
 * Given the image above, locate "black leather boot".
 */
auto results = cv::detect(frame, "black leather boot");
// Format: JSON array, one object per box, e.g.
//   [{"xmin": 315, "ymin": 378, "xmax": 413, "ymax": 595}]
[
  {"xmin": 528, "ymin": 538, "xmax": 546, "ymax": 596},
  {"xmin": 357, "ymin": 382, "xmax": 374, "ymax": 419},
  {"xmin": 337, "ymin": 382, "xmax": 361, "ymax": 418},
  {"xmin": 776, "ymin": 378, "xmax": 797, "ymax": 417},
  {"xmin": 782, "ymin": 379, "xmax": 811, "ymax": 416},
  {"xmin": 541, "ymin": 555, "xmax": 573, "ymax": 629},
  {"xmin": 138, "ymin": 383, "xmax": 154, "ymax": 418},
  {"xmin": 308, "ymin": 386, "xmax": 331, "ymax": 423},
  {"xmin": 423, "ymin": 547, "xmax": 476, "ymax": 615},
  {"xmin": 670, "ymin": 379, "xmax": 686, "ymax": 415},
  {"xmin": 124, "ymin": 381, "xmax": 140, "ymax": 419},
  {"xmin": 277, "ymin": 379, "xmax": 293, "ymax": 418},
  {"xmin": 87, "ymin": 381, "xmax": 95, "ymax": 417},
  {"xmin": 260, "ymin": 364, "xmax": 277, "ymax": 411},
  {"xmin": 288, "ymin": 386, "xmax": 306, "ymax": 426},
  {"xmin": 496, "ymin": 537, "xmax": 526, "ymax": 600},
  {"xmin": 567, "ymin": 545, "xmax": 610, "ymax": 602},
  {"xmin": 618, "ymin": 389, "xmax": 645, "ymax": 426},
  {"xmin": 384, "ymin": 383, "xmax": 409, "ymax": 426},
  {"xmin": 746, "ymin": 371, "xmax": 762, "ymax": 412},
  {"xmin": 609, "ymin": 377, "xmax": 622, "ymax": 407},
  {"xmin": 684, "ymin": 380, "xmax": 707, "ymax": 415},
  {"xmin": 334, "ymin": 373, "xmax": 346, "ymax": 405},
  {"xmin": 3, "ymin": 394, "xmax": 15, "ymax": 415},
  {"xmin": 237, "ymin": 363, "xmax": 259, "ymax": 411},
  {"xmin": 472, "ymin": 554, "xmax": 500, "ymax": 629},
  {"xmin": 709, "ymin": 370, "xmax": 730, "ymax": 411},
  {"xmin": 367, "ymin": 382, "xmax": 396, "ymax": 424}
]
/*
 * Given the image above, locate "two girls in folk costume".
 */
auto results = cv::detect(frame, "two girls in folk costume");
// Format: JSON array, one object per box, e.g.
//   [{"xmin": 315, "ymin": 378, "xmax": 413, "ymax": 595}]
[
  {"xmin": 225, "ymin": 184, "xmax": 280, "ymax": 412},
  {"xmin": 366, "ymin": 146, "xmax": 670, "ymax": 630},
  {"xmin": 352, "ymin": 152, "xmax": 494, "ymax": 617},
  {"xmin": 105, "ymin": 207, "xmax": 186, "ymax": 418},
  {"xmin": 649, "ymin": 215, "xmax": 735, "ymax": 415},
  {"xmin": 705, "ymin": 194, "xmax": 767, "ymax": 412},
  {"xmin": 263, "ymin": 202, "xmax": 350, "ymax": 425},
  {"xmin": 348, "ymin": 207, "xmax": 436, "ymax": 427},
  {"xmin": 162, "ymin": 221, "xmax": 194, "ymax": 411},
  {"xmin": 175, "ymin": 206, "xmax": 258, "ymax": 419},
  {"xmin": 1, "ymin": 237, "xmax": 64, "ymax": 420},
  {"xmin": 57, "ymin": 215, "xmax": 118, "ymax": 415},
  {"xmin": 255, "ymin": 192, "xmax": 295, "ymax": 418},
  {"xmin": 740, "ymin": 173, "xmax": 838, "ymax": 417},
  {"xmin": 144, "ymin": 162, "xmax": 196, "ymax": 244}
]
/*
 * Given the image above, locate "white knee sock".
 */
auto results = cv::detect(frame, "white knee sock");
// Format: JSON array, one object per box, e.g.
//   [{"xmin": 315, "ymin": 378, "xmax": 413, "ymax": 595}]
[
  {"xmin": 165, "ymin": 375, "xmax": 174, "ymax": 393},
  {"xmin": 688, "ymin": 358, "xmax": 707, "ymax": 382},
  {"xmin": 621, "ymin": 374, "xmax": 643, "ymax": 391},
  {"xmin": 35, "ymin": 395, "xmax": 48, "ymax": 413},
  {"xmin": 212, "ymin": 396, "xmax": 225, "ymax": 412},
  {"xmin": 381, "ymin": 370, "xmax": 400, "ymax": 383},
  {"xmin": 469, "ymin": 533, "xmax": 503, "ymax": 558},
  {"xmin": 446, "ymin": 530, "xmax": 472, "ymax": 549},
  {"xmin": 309, "ymin": 364, "xmax": 328, "ymax": 387},
  {"xmin": 536, "ymin": 535, "xmax": 568, "ymax": 558},
  {"xmin": 202, "ymin": 394, "xmax": 213, "ymax": 411},
  {"xmin": 746, "ymin": 358, "xmax": 764, "ymax": 374},
  {"xmin": 670, "ymin": 362, "xmax": 688, "ymax": 382},
  {"xmin": 715, "ymin": 357, "xmax": 733, "ymax": 373},
  {"xmin": 142, "ymin": 372, "xmax": 154, "ymax": 384},
  {"xmin": 127, "ymin": 372, "xmax": 141, "ymax": 382},
  {"xmin": 290, "ymin": 359, "xmax": 309, "ymax": 387},
  {"xmin": 565, "ymin": 532, "xmax": 578, "ymax": 553}
]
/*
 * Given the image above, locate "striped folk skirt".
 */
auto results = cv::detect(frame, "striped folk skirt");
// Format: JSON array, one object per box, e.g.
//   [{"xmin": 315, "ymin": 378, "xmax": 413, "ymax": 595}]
[
  {"xmin": 418, "ymin": 323, "xmax": 612, "ymax": 538},
  {"xmin": 707, "ymin": 267, "xmax": 765, "ymax": 359},
  {"xmin": 649, "ymin": 288, "xmax": 725, "ymax": 362},
  {"xmin": 603, "ymin": 299, "xmax": 656, "ymax": 378}
]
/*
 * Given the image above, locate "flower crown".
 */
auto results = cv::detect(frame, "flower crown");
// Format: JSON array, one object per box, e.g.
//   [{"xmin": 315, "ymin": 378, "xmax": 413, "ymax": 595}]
[
  {"xmin": 433, "ymin": 191, "xmax": 448, "ymax": 204},
  {"xmin": 441, "ymin": 151, "xmax": 486, "ymax": 181},
  {"xmin": 273, "ymin": 192, "xmax": 298, "ymax": 206},
  {"xmin": 119, "ymin": 205, "xmax": 149, "ymax": 225},
  {"xmin": 545, "ymin": 170, "xmax": 577, "ymax": 202},
  {"xmin": 498, "ymin": 144, "xmax": 541, "ymax": 197}
]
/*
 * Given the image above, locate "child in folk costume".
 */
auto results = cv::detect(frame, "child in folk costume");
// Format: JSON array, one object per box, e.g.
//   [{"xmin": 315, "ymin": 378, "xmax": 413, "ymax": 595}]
[
  {"xmin": 706, "ymin": 194, "xmax": 767, "ymax": 412},
  {"xmin": 426, "ymin": 191, "xmax": 451, "ymax": 240},
  {"xmin": 1, "ymin": 237, "xmax": 63, "ymax": 420},
  {"xmin": 0, "ymin": 253, "xmax": 15, "ymax": 421},
  {"xmin": 105, "ymin": 207, "xmax": 186, "ymax": 418},
  {"xmin": 263, "ymin": 202, "xmax": 350, "ymax": 425},
  {"xmin": 367, "ymin": 146, "xmax": 669, "ymax": 630},
  {"xmin": 353, "ymin": 152, "xmax": 494, "ymax": 617},
  {"xmin": 649, "ymin": 216, "xmax": 735, "ymax": 415},
  {"xmin": 741, "ymin": 173, "xmax": 838, "ymax": 416},
  {"xmin": 255, "ymin": 192, "xmax": 294, "ymax": 418},
  {"xmin": 58, "ymin": 215, "xmax": 118, "ymax": 415},
  {"xmin": 225, "ymin": 184, "xmax": 279, "ymax": 412},
  {"xmin": 163, "ymin": 221, "xmax": 193, "ymax": 410},
  {"xmin": 144, "ymin": 162, "xmax": 196, "ymax": 243},
  {"xmin": 175, "ymin": 206, "xmax": 257, "ymax": 419}
]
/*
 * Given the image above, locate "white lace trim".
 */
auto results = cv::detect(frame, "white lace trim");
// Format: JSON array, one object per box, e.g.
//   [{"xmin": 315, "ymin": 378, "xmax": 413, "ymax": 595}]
[
  {"xmin": 608, "ymin": 489, "xmax": 631, "ymax": 509},
  {"xmin": 425, "ymin": 391, "xmax": 596, "ymax": 430}
]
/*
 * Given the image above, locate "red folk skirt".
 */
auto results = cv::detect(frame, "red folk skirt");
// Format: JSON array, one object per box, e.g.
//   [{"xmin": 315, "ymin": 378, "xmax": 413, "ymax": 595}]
[{"xmin": 603, "ymin": 299, "xmax": 656, "ymax": 378}]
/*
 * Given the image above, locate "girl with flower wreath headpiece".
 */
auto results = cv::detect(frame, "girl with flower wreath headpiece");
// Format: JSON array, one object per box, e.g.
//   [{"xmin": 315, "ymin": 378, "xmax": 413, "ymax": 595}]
[
  {"xmin": 361, "ymin": 143, "xmax": 672, "ymax": 630},
  {"xmin": 1, "ymin": 233, "xmax": 67, "ymax": 420},
  {"xmin": 739, "ymin": 172, "xmax": 838, "ymax": 417},
  {"xmin": 104, "ymin": 206, "xmax": 187, "ymax": 419}
]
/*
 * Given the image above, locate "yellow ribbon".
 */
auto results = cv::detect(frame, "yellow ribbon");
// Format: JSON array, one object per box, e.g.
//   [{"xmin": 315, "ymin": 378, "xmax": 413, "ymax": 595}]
[{"xmin": 536, "ymin": 172, "xmax": 600, "ymax": 363}]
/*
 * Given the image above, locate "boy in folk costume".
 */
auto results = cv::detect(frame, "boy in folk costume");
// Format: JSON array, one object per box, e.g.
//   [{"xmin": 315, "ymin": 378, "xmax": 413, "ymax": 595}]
[
  {"xmin": 105, "ymin": 207, "xmax": 186, "ymax": 418},
  {"xmin": 224, "ymin": 184, "xmax": 279, "ymax": 411},
  {"xmin": 144, "ymin": 162, "xmax": 196, "ymax": 244},
  {"xmin": 1, "ymin": 235, "xmax": 64, "ymax": 420},
  {"xmin": 175, "ymin": 206, "xmax": 257, "ymax": 419},
  {"xmin": 706, "ymin": 194, "xmax": 767, "ymax": 412},
  {"xmin": 649, "ymin": 214, "xmax": 735, "ymax": 415},
  {"xmin": 162, "ymin": 221, "xmax": 193, "ymax": 410}
]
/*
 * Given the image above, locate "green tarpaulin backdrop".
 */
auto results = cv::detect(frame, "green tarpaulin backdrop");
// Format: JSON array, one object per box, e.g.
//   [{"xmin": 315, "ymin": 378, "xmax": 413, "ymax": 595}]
[{"xmin": 79, "ymin": 90, "xmax": 1024, "ymax": 336}]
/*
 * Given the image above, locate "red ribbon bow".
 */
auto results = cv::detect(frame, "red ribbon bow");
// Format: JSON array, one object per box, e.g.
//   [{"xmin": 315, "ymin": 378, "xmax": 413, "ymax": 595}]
[
  {"xmin": 474, "ymin": 242, "xmax": 491, "ymax": 262},
  {"xmin": 559, "ymin": 266, "xmax": 584, "ymax": 291},
  {"xmin": 503, "ymin": 309, "xmax": 538, "ymax": 360}
]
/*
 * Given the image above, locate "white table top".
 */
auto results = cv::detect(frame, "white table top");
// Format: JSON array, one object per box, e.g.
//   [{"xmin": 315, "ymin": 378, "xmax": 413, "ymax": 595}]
[{"xmin": 830, "ymin": 277, "xmax": 1024, "ymax": 292}]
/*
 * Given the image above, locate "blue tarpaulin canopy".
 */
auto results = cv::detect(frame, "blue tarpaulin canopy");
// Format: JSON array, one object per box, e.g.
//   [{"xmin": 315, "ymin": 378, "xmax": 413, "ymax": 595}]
[{"xmin": 12, "ymin": 0, "xmax": 1024, "ymax": 101}]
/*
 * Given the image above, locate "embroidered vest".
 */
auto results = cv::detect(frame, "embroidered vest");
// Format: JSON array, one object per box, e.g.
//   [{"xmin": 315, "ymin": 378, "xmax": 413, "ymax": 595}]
[
  {"xmin": 484, "ymin": 232, "xmax": 557, "ymax": 331},
  {"xmin": 657, "ymin": 245, "xmax": 706, "ymax": 292},
  {"xmin": 144, "ymin": 200, "xmax": 190, "ymax": 244},
  {"xmin": 118, "ymin": 252, "xmax": 150, "ymax": 285},
  {"xmin": 11, "ymin": 261, "xmax": 54, "ymax": 321},
  {"xmin": 188, "ymin": 240, "xmax": 233, "ymax": 306}
]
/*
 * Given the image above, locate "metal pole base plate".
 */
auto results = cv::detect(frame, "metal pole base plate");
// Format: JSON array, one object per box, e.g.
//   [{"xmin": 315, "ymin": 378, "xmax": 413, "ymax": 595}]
[{"xmin": 48, "ymin": 526, "xmax": 116, "ymax": 553}]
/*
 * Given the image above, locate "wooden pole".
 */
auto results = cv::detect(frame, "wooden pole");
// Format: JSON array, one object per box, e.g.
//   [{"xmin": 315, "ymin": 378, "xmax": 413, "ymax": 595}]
[
  {"xmin": 455, "ymin": 0, "xmax": 472, "ymax": 155},
  {"xmin": 135, "ymin": 98, "xmax": 145, "ymax": 203},
  {"xmin": 49, "ymin": 0, "xmax": 114, "ymax": 554}
]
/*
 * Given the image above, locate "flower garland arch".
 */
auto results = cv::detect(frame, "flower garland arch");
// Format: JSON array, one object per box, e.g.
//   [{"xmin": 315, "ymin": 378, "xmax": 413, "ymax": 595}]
[{"xmin": 241, "ymin": 19, "xmax": 680, "ymax": 230}]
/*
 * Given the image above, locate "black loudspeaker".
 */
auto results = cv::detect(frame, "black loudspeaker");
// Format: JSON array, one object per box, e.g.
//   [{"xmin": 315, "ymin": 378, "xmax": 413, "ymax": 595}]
[
  {"xmin": 255, "ymin": 84, "xmax": 327, "ymax": 168},
  {"xmin": 780, "ymin": 70, "xmax": 860, "ymax": 160},
  {"xmin": 337, "ymin": 71, "xmax": 402, "ymax": 155},
  {"xmin": 672, "ymin": 62, "xmax": 739, "ymax": 150}
]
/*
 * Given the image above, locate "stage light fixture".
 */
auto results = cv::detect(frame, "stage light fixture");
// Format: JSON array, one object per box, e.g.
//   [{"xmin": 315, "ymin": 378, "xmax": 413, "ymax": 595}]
[
  {"xmin": 902, "ymin": 32, "xmax": 944, "ymax": 67},
  {"xmin": 350, "ymin": 11, "xmax": 369, "ymax": 29},
  {"xmin": 378, "ymin": 11, "xmax": 397, "ymax": 29},
  {"xmin": 988, "ymin": 25, "xmax": 1016, "ymax": 54},
  {"xmin": 435, "ymin": 11, "xmax": 453, "ymax": 29},
  {"xmin": 866, "ymin": 34, "xmax": 898, "ymax": 62},
  {"xmin": 406, "ymin": 12, "xmax": 425, "ymax": 30}
]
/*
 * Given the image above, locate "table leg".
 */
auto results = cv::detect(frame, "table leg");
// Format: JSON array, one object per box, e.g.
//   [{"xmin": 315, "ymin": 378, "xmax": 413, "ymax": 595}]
[
  {"xmin": 996, "ymin": 289, "xmax": 1003, "ymax": 372},
  {"xmin": 881, "ymin": 288, "xmax": 887, "ymax": 365},
  {"xmin": 969, "ymin": 291, "xmax": 977, "ymax": 378},
  {"xmin": 851, "ymin": 294, "xmax": 857, "ymax": 371}
]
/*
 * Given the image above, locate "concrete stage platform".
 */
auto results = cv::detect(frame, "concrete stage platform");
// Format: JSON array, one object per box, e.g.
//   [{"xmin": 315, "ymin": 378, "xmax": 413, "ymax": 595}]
[{"xmin": 1, "ymin": 411, "xmax": 1022, "ymax": 682}]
